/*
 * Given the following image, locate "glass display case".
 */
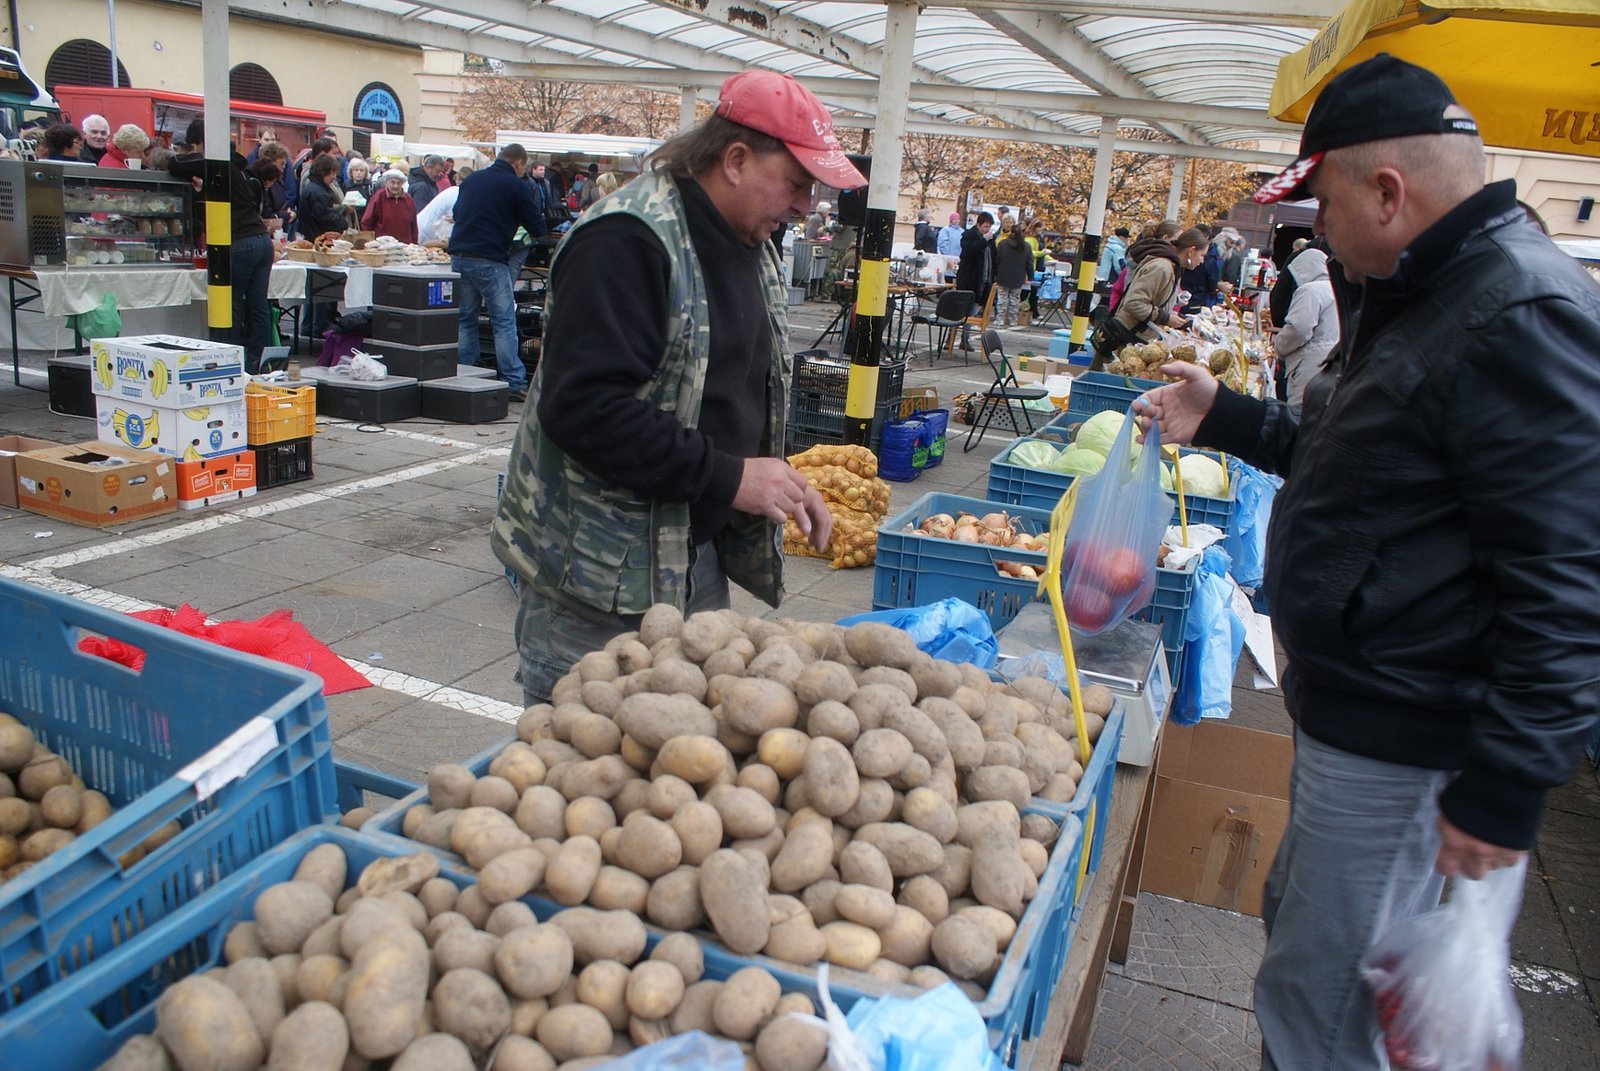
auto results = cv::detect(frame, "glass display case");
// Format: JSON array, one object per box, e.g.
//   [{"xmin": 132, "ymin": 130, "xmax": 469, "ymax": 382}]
[{"xmin": 0, "ymin": 161, "xmax": 196, "ymax": 269}]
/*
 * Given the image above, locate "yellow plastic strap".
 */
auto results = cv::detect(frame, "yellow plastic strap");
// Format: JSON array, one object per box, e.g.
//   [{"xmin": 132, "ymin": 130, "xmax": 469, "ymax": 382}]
[
  {"xmin": 844, "ymin": 363, "xmax": 880, "ymax": 421},
  {"xmin": 1165, "ymin": 443, "xmax": 1189, "ymax": 547},
  {"xmin": 856, "ymin": 259, "xmax": 890, "ymax": 318}
]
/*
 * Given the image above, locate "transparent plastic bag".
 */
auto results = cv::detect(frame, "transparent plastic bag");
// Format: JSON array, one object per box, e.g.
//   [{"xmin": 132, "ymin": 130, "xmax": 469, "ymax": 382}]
[
  {"xmin": 1359, "ymin": 859, "xmax": 1527, "ymax": 1071},
  {"xmin": 1059, "ymin": 410, "xmax": 1173, "ymax": 634}
]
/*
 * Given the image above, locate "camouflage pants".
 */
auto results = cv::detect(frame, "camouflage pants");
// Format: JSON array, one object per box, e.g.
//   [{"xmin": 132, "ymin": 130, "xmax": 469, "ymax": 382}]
[{"xmin": 513, "ymin": 540, "xmax": 729, "ymax": 706}]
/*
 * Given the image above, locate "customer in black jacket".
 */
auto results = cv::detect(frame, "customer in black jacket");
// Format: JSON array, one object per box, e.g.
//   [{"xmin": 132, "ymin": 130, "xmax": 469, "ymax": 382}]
[
  {"xmin": 1135, "ymin": 55, "xmax": 1600, "ymax": 1071},
  {"xmin": 954, "ymin": 211, "xmax": 994, "ymax": 350},
  {"xmin": 408, "ymin": 156, "xmax": 444, "ymax": 211},
  {"xmin": 296, "ymin": 155, "xmax": 347, "ymax": 239}
]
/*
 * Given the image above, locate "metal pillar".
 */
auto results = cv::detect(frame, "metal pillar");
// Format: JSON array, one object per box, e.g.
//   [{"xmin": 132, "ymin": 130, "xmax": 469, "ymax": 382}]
[
  {"xmin": 843, "ymin": 0, "xmax": 916, "ymax": 448},
  {"xmin": 202, "ymin": 0, "xmax": 231, "ymax": 339},
  {"xmin": 678, "ymin": 87, "xmax": 697, "ymax": 134},
  {"xmin": 1071, "ymin": 116, "xmax": 1117, "ymax": 351},
  {"xmin": 1166, "ymin": 162, "xmax": 1184, "ymax": 222},
  {"xmin": 107, "ymin": 0, "xmax": 119, "ymax": 86}
]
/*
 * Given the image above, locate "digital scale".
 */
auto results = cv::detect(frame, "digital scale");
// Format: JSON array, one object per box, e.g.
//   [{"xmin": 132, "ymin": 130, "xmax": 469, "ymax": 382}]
[{"xmin": 993, "ymin": 602, "xmax": 1170, "ymax": 766}]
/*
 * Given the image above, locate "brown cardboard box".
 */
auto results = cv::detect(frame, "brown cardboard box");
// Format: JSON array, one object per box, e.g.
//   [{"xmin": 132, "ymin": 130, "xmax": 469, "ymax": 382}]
[
  {"xmin": 1013, "ymin": 370, "xmax": 1045, "ymax": 386},
  {"xmin": 14, "ymin": 442, "xmax": 177, "ymax": 528},
  {"xmin": 0, "ymin": 436, "xmax": 59, "ymax": 510},
  {"xmin": 1141, "ymin": 720, "xmax": 1294, "ymax": 916}
]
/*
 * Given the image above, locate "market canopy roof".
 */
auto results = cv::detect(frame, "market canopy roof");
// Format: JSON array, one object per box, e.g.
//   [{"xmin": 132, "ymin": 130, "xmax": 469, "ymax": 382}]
[
  {"xmin": 1269, "ymin": 0, "xmax": 1600, "ymax": 159},
  {"xmin": 225, "ymin": 0, "xmax": 1350, "ymax": 165},
  {"xmin": 493, "ymin": 131, "xmax": 662, "ymax": 162}
]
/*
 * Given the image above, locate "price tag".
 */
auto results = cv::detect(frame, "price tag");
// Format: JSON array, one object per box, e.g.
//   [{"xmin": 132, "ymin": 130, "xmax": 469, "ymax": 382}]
[{"xmin": 177, "ymin": 716, "xmax": 277, "ymax": 801}]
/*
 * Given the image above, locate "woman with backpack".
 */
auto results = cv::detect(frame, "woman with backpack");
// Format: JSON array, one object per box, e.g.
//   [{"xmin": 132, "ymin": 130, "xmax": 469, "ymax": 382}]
[{"xmin": 1091, "ymin": 224, "xmax": 1206, "ymax": 371}]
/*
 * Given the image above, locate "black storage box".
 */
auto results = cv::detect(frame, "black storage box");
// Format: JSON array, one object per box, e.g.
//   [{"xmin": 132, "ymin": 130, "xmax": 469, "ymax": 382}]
[
  {"xmin": 367, "ymin": 340, "xmax": 456, "ymax": 382},
  {"xmin": 456, "ymin": 364, "xmax": 495, "ymax": 380},
  {"xmin": 370, "ymin": 270, "xmax": 458, "ymax": 310},
  {"xmin": 314, "ymin": 376, "xmax": 421, "ymax": 423},
  {"xmin": 421, "ymin": 377, "xmax": 509, "ymax": 424},
  {"xmin": 367, "ymin": 305, "xmax": 458, "ymax": 347},
  {"xmin": 48, "ymin": 355, "xmax": 95, "ymax": 418},
  {"xmin": 253, "ymin": 437, "xmax": 314, "ymax": 488}
]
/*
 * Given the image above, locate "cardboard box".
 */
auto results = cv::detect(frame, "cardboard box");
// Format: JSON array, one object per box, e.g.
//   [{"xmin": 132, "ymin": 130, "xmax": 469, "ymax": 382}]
[
  {"xmin": 0, "ymin": 435, "xmax": 59, "ymax": 510},
  {"xmin": 14, "ymin": 442, "xmax": 177, "ymax": 528},
  {"xmin": 176, "ymin": 451, "xmax": 258, "ymax": 509},
  {"xmin": 95, "ymin": 396, "xmax": 248, "ymax": 461},
  {"xmin": 1012, "ymin": 370, "xmax": 1045, "ymax": 386},
  {"xmin": 1141, "ymin": 721, "xmax": 1293, "ymax": 917},
  {"xmin": 899, "ymin": 386, "xmax": 939, "ymax": 420},
  {"xmin": 89, "ymin": 335, "xmax": 246, "ymax": 406}
]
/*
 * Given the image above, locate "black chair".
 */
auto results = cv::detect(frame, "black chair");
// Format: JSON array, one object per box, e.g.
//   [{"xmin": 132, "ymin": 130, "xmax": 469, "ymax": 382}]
[
  {"xmin": 910, "ymin": 289, "xmax": 973, "ymax": 365},
  {"xmin": 964, "ymin": 329, "xmax": 1051, "ymax": 452}
]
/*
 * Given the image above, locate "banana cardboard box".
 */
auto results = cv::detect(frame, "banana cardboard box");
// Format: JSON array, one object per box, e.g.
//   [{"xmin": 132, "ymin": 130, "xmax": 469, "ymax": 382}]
[
  {"xmin": 14, "ymin": 442, "xmax": 176, "ymax": 528},
  {"xmin": 95, "ymin": 396, "xmax": 248, "ymax": 461},
  {"xmin": 90, "ymin": 335, "xmax": 246, "ymax": 407}
]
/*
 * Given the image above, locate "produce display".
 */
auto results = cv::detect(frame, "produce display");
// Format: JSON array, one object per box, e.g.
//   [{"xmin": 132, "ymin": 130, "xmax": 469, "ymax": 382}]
[
  {"xmin": 387, "ymin": 610, "xmax": 1113, "ymax": 996},
  {"xmin": 782, "ymin": 445, "xmax": 893, "ymax": 570},
  {"xmin": 0, "ymin": 712, "xmax": 179, "ymax": 880},
  {"xmin": 282, "ymin": 233, "xmax": 451, "ymax": 266},
  {"xmin": 97, "ymin": 838, "xmax": 833, "ymax": 1071},
  {"xmin": 1104, "ymin": 337, "xmax": 1245, "ymax": 392},
  {"xmin": 1001, "ymin": 412, "xmax": 1230, "ymax": 500}
]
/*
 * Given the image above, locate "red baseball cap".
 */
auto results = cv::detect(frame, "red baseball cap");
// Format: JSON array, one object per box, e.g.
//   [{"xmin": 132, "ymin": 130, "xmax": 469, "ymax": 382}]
[{"xmin": 715, "ymin": 70, "xmax": 867, "ymax": 190}]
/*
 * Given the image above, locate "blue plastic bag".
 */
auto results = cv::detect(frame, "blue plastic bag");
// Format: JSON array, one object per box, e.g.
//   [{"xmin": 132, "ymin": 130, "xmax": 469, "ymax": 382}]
[
  {"xmin": 921, "ymin": 409, "xmax": 949, "ymax": 469},
  {"xmin": 594, "ymin": 1030, "xmax": 743, "ymax": 1069},
  {"xmin": 878, "ymin": 418, "xmax": 924, "ymax": 483},
  {"xmin": 837, "ymin": 598, "xmax": 997, "ymax": 668},
  {"xmin": 843, "ymin": 982, "xmax": 1007, "ymax": 1071},
  {"xmin": 1222, "ymin": 457, "xmax": 1281, "ymax": 592},
  {"xmin": 1171, "ymin": 544, "xmax": 1245, "ymax": 725}
]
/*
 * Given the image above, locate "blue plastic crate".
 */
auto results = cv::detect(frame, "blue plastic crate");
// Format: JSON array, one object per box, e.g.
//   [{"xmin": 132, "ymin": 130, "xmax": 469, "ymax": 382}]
[
  {"xmin": 873, "ymin": 492, "xmax": 1195, "ymax": 679},
  {"xmin": 987, "ymin": 435, "xmax": 1234, "ymax": 532},
  {"xmin": 333, "ymin": 759, "xmax": 418, "ymax": 815},
  {"xmin": 1063, "ymin": 369, "xmax": 1164, "ymax": 419},
  {"xmin": 0, "ymin": 578, "xmax": 336, "ymax": 1015}
]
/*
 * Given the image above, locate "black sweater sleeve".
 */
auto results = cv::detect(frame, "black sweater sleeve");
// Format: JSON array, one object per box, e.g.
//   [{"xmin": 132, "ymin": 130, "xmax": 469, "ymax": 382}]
[{"xmin": 536, "ymin": 216, "xmax": 743, "ymax": 509}]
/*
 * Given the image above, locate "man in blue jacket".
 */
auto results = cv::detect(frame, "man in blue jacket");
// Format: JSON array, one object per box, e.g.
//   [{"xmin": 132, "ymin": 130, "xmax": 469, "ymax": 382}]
[{"xmin": 448, "ymin": 144, "xmax": 547, "ymax": 399}]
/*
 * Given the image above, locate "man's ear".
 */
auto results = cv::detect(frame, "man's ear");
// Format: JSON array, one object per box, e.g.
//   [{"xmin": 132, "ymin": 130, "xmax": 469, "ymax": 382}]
[
  {"xmin": 1373, "ymin": 166, "xmax": 1406, "ymax": 227},
  {"xmin": 719, "ymin": 140, "xmax": 751, "ymax": 188}
]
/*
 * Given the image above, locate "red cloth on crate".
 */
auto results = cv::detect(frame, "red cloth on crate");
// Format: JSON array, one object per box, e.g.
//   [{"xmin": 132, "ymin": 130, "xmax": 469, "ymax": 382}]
[{"xmin": 78, "ymin": 604, "xmax": 371, "ymax": 696}]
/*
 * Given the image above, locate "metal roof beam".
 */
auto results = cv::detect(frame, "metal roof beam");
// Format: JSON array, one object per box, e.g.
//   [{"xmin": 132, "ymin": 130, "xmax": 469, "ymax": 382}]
[{"xmin": 814, "ymin": 0, "xmax": 1337, "ymax": 26}]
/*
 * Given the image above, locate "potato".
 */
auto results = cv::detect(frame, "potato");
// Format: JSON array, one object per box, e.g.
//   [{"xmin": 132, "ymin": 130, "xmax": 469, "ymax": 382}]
[
  {"xmin": 492, "ymin": 1034, "xmax": 556, "ymax": 1071},
  {"xmin": 762, "ymin": 915, "xmax": 827, "ymax": 965},
  {"xmin": 639, "ymin": 603, "xmax": 684, "ymax": 646},
  {"xmin": 17, "ymin": 754, "xmax": 72, "ymax": 800},
  {"xmin": 965, "ymin": 766, "xmax": 1031, "ymax": 812},
  {"xmin": 487, "ymin": 901, "xmax": 538, "ymax": 937},
  {"xmin": 756, "ymin": 1016, "xmax": 828, "ymax": 1071},
  {"xmin": 434, "ymin": 927, "xmax": 500, "ymax": 976},
  {"xmin": 615, "ymin": 812, "xmax": 682, "ymax": 880},
  {"xmin": 290, "ymin": 843, "xmax": 348, "ymax": 905},
  {"xmin": 535, "ymin": 1003, "xmax": 613, "ymax": 1062},
  {"xmin": 851, "ymin": 729, "xmax": 913, "ymax": 779},
  {"xmin": 254, "ymin": 880, "xmax": 334, "ymax": 956},
  {"xmin": 1040, "ymin": 774, "xmax": 1076, "ymax": 803},
  {"xmin": 847, "ymin": 684, "xmax": 909, "ymax": 733},
  {"xmin": 878, "ymin": 905, "xmax": 935, "ymax": 967},
  {"xmin": 709, "ymin": 785, "xmax": 776, "ymax": 841},
  {"xmin": 21, "ymin": 826, "xmax": 72, "ymax": 861},
  {"xmin": 804, "ymin": 701, "xmax": 860, "ymax": 747},
  {"xmin": 768, "ymin": 818, "xmax": 833, "ymax": 893},
  {"xmin": 571, "ymin": 959, "xmax": 629, "ymax": 1030},
  {"xmin": 713, "ymin": 966, "xmax": 780, "ymax": 1041},
  {"xmin": 433, "ymin": 967, "xmax": 512, "ymax": 1054},
  {"xmin": 670, "ymin": 980, "xmax": 723, "ymax": 1036},
  {"xmin": 791, "ymin": 660, "xmax": 857, "ymax": 709},
  {"xmin": 625, "ymin": 960, "xmax": 685, "ymax": 1020},
  {"xmin": 838, "ymin": 841, "xmax": 893, "ymax": 893},
  {"xmin": 908, "ymin": 964, "xmax": 951, "ymax": 990},
  {"xmin": 646, "ymin": 866, "xmax": 706, "ymax": 931},
  {"xmin": 156, "ymin": 975, "xmax": 266, "ymax": 1071},
  {"xmin": 613, "ymin": 694, "xmax": 716, "ymax": 752},
  {"xmin": 800, "ymin": 738, "xmax": 859, "ymax": 818},
  {"xmin": 39, "ymin": 783, "xmax": 81, "ymax": 829},
  {"xmin": 488, "ymin": 924, "xmax": 572, "ymax": 1000},
  {"xmin": 339, "ymin": 898, "xmax": 409, "ymax": 960},
  {"xmin": 1080, "ymin": 683, "xmax": 1114, "ymax": 716},
  {"xmin": 294, "ymin": 952, "xmax": 346, "ymax": 1004},
  {"xmin": 357, "ymin": 850, "xmax": 441, "ymax": 897},
  {"xmin": 867, "ymin": 958, "xmax": 912, "ymax": 984},
  {"xmin": 392, "ymin": 1032, "xmax": 475, "ymax": 1071},
  {"xmin": 562, "ymin": 797, "xmax": 616, "ymax": 841},
  {"xmin": 955, "ymin": 801, "xmax": 1020, "ymax": 847},
  {"xmin": 718, "ymin": 678, "xmax": 800, "ymax": 737},
  {"xmin": 546, "ymin": 836, "xmax": 603, "ymax": 906},
  {"xmin": 901, "ymin": 787, "xmax": 958, "ymax": 844},
  {"xmin": 832, "ymin": 884, "xmax": 897, "ymax": 930},
  {"xmin": 919, "ymin": 699, "xmax": 984, "ymax": 773},
  {"xmin": 514, "ymin": 786, "xmax": 568, "ymax": 841},
  {"xmin": 851, "ymin": 823, "xmax": 943, "ymax": 878},
  {"xmin": 224, "ymin": 921, "xmax": 268, "ymax": 965},
  {"xmin": 820, "ymin": 920, "xmax": 882, "ymax": 970},
  {"xmin": 930, "ymin": 915, "xmax": 998, "ymax": 980},
  {"xmin": 0, "ymin": 797, "xmax": 29, "ymax": 836},
  {"xmin": 558, "ymin": 756, "xmax": 633, "ymax": 802},
  {"xmin": 653, "ymin": 800, "xmax": 717, "ymax": 868},
  {"xmin": 899, "ymin": 875, "xmax": 950, "ymax": 925},
  {"xmin": 834, "ymin": 778, "xmax": 895, "ymax": 830},
  {"xmin": 746, "ymin": 643, "xmax": 805, "ymax": 689},
  {"xmin": 958, "ymin": 904, "xmax": 1018, "ymax": 948},
  {"xmin": 909, "ymin": 658, "xmax": 963, "ymax": 700},
  {"xmin": 489, "ymin": 743, "xmax": 549, "ymax": 794},
  {"xmin": 0, "ymin": 724, "xmax": 35, "ymax": 773},
  {"xmin": 412, "ymin": 808, "xmax": 459, "ymax": 851},
  {"xmin": 478, "ymin": 847, "xmax": 548, "ymax": 906},
  {"xmin": 843, "ymin": 622, "xmax": 919, "ymax": 670},
  {"xmin": 265, "ymin": 999, "xmax": 348, "ymax": 1071},
  {"xmin": 226, "ymin": 957, "xmax": 286, "ymax": 1046},
  {"xmin": 655, "ymin": 735, "xmax": 734, "ymax": 786},
  {"xmin": 428, "ymin": 765, "xmax": 477, "ymax": 811},
  {"xmin": 588, "ymin": 865, "xmax": 650, "ymax": 914},
  {"xmin": 470, "ymin": 775, "xmax": 522, "ymax": 814},
  {"xmin": 699, "ymin": 849, "xmax": 771, "ymax": 954},
  {"xmin": 550, "ymin": 907, "xmax": 648, "ymax": 966},
  {"xmin": 343, "ymin": 926, "xmax": 430, "ymax": 1059}
]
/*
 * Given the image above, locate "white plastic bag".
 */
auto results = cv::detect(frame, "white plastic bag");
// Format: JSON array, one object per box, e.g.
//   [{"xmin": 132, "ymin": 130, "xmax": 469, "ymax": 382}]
[
  {"xmin": 347, "ymin": 351, "xmax": 387, "ymax": 381},
  {"xmin": 1360, "ymin": 859, "xmax": 1527, "ymax": 1071}
]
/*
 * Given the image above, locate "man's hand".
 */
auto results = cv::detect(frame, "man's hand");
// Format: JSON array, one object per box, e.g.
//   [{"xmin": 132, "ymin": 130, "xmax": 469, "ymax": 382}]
[
  {"xmin": 732, "ymin": 458, "xmax": 830, "ymax": 551},
  {"xmin": 1435, "ymin": 816, "xmax": 1526, "ymax": 880},
  {"xmin": 1130, "ymin": 361, "xmax": 1219, "ymax": 446}
]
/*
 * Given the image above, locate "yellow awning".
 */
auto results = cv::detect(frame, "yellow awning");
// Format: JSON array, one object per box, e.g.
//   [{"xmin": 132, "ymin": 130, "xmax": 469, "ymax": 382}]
[{"xmin": 1270, "ymin": 0, "xmax": 1600, "ymax": 158}]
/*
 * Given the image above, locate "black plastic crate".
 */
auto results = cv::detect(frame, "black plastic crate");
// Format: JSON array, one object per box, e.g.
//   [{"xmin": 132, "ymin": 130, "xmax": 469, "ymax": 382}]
[
  {"xmin": 420, "ymin": 377, "xmax": 509, "ymax": 424},
  {"xmin": 367, "ymin": 340, "xmax": 456, "ymax": 381},
  {"xmin": 252, "ymin": 437, "xmax": 313, "ymax": 488},
  {"xmin": 314, "ymin": 377, "xmax": 421, "ymax": 423},
  {"xmin": 370, "ymin": 270, "xmax": 458, "ymax": 310},
  {"xmin": 366, "ymin": 305, "xmax": 458, "ymax": 347},
  {"xmin": 785, "ymin": 397, "xmax": 898, "ymax": 456},
  {"xmin": 47, "ymin": 355, "xmax": 94, "ymax": 418}
]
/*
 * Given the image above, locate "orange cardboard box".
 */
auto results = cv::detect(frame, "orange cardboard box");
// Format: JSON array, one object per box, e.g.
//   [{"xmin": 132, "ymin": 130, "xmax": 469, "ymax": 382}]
[
  {"xmin": 14, "ymin": 441, "xmax": 177, "ymax": 528},
  {"xmin": 176, "ymin": 451, "xmax": 258, "ymax": 510}
]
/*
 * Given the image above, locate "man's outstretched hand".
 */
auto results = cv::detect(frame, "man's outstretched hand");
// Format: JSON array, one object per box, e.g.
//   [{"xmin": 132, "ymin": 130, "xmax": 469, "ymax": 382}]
[
  {"xmin": 733, "ymin": 458, "xmax": 832, "ymax": 552},
  {"xmin": 1131, "ymin": 361, "xmax": 1220, "ymax": 446}
]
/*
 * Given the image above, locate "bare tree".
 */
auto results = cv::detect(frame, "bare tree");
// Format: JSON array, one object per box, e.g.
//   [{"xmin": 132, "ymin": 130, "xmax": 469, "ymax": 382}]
[
  {"xmin": 899, "ymin": 132, "xmax": 984, "ymax": 208},
  {"xmin": 458, "ymin": 73, "xmax": 686, "ymax": 143}
]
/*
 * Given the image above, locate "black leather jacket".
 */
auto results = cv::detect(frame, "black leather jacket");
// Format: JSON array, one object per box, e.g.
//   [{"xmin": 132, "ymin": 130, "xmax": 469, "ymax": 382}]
[{"xmin": 1195, "ymin": 181, "xmax": 1600, "ymax": 850}]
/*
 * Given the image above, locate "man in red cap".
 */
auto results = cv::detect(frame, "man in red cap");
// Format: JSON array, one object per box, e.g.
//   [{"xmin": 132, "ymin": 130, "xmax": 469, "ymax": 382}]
[
  {"xmin": 1135, "ymin": 54, "xmax": 1600, "ymax": 1071},
  {"xmin": 494, "ymin": 70, "xmax": 866, "ymax": 705}
]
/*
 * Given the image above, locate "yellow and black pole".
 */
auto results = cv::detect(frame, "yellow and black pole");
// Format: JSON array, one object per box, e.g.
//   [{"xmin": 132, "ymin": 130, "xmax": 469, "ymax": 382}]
[
  {"xmin": 842, "ymin": 0, "xmax": 918, "ymax": 447},
  {"xmin": 1070, "ymin": 117, "xmax": 1119, "ymax": 355},
  {"xmin": 201, "ymin": 0, "xmax": 232, "ymax": 343}
]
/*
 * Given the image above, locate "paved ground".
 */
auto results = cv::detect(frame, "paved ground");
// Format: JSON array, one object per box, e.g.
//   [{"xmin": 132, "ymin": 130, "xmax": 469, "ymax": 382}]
[{"xmin": 2, "ymin": 294, "xmax": 1596, "ymax": 1069}]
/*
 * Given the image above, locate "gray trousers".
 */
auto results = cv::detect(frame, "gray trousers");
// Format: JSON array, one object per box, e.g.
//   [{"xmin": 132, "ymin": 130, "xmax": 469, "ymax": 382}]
[
  {"xmin": 1256, "ymin": 730, "xmax": 1452, "ymax": 1071},
  {"xmin": 513, "ymin": 540, "xmax": 730, "ymax": 706}
]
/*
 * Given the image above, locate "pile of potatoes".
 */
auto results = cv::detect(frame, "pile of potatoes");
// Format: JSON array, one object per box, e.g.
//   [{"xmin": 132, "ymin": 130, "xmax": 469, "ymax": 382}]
[
  {"xmin": 0, "ymin": 712, "xmax": 180, "ymax": 882},
  {"xmin": 391, "ymin": 609, "xmax": 1114, "ymax": 993},
  {"xmin": 99, "ymin": 840, "xmax": 831, "ymax": 1071}
]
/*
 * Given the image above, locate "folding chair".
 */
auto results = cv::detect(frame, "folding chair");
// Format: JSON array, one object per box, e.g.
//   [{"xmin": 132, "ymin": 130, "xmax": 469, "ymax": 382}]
[
  {"xmin": 909, "ymin": 289, "xmax": 972, "ymax": 365},
  {"xmin": 963, "ymin": 328, "xmax": 1051, "ymax": 452},
  {"xmin": 947, "ymin": 286, "xmax": 997, "ymax": 362}
]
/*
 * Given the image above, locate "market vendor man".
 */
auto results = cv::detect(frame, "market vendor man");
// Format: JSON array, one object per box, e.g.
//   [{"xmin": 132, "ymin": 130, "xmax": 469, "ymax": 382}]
[
  {"xmin": 1133, "ymin": 55, "xmax": 1600, "ymax": 1071},
  {"xmin": 492, "ymin": 70, "xmax": 861, "ymax": 705}
]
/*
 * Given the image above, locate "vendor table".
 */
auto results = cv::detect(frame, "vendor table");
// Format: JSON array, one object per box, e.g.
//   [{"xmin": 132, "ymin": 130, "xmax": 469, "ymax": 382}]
[
  {"xmin": 1030, "ymin": 748, "xmax": 1161, "ymax": 1067},
  {"xmin": 815, "ymin": 280, "xmax": 950, "ymax": 361}
]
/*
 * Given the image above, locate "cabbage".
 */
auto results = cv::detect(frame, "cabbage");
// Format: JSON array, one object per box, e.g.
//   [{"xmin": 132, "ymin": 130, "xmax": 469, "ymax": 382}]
[
  {"xmin": 1053, "ymin": 447, "xmax": 1105, "ymax": 477},
  {"xmin": 1008, "ymin": 440, "xmax": 1064, "ymax": 471},
  {"xmin": 1176, "ymin": 453, "xmax": 1228, "ymax": 498},
  {"xmin": 1072, "ymin": 411, "xmax": 1126, "ymax": 457},
  {"xmin": 1160, "ymin": 463, "xmax": 1174, "ymax": 492}
]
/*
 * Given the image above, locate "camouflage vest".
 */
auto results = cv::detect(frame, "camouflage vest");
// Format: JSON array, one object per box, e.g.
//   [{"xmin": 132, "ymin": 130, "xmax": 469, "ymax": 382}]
[{"xmin": 490, "ymin": 170, "xmax": 793, "ymax": 615}]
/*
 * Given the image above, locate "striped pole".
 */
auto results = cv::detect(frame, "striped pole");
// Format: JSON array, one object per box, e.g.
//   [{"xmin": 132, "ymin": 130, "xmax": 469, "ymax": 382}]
[{"xmin": 202, "ymin": 0, "xmax": 231, "ymax": 342}]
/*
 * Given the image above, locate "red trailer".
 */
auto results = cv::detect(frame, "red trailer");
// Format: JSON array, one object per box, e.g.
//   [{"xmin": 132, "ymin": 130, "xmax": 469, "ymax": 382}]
[{"xmin": 52, "ymin": 86, "xmax": 326, "ymax": 158}]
